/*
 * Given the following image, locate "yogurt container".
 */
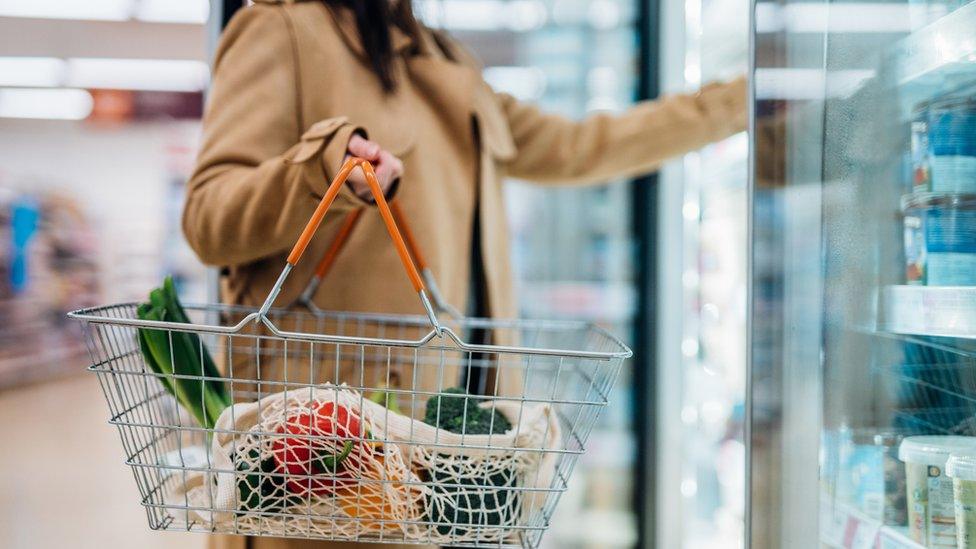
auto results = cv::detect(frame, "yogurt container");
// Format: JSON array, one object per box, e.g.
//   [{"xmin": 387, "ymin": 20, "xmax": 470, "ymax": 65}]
[
  {"xmin": 927, "ymin": 96, "xmax": 976, "ymax": 194},
  {"xmin": 902, "ymin": 193, "xmax": 976, "ymax": 286},
  {"xmin": 837, "ymin": 429, "xmax": 885, "ymax": 518},
  {"xmin": 948, "ymin": 454, "xmax": 976, "ymax": 549},
  {"xmin": 900, "ymin": 436, "xmax": 976, "ymax": 547}
]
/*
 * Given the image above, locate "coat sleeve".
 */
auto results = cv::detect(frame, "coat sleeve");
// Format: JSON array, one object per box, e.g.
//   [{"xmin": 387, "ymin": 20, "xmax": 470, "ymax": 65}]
[
  {"xmin": 182, "ymin": 5, "xmax": 369, "ymax": 268},
  {"xmin": 497, "ymin": 76, "xmax": 747, "ymax": 185}
]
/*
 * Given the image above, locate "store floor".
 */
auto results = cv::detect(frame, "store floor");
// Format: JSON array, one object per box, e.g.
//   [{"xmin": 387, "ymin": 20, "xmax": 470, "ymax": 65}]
[{"xmin": 0, "ymin": 373, "xmax": 206, "ymax": 549}]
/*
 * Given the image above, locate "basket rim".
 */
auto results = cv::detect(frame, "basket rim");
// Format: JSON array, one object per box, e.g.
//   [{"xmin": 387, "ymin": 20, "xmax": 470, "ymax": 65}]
[{"xmin": 67, "ymin": 301, "xmax": 633, "ymax": 361}]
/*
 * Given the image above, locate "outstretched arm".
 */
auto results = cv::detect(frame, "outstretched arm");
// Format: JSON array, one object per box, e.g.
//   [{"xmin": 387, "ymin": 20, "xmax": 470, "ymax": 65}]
[{"xmin": 499, "ymin": 77, "xmax": 746, "ymax": 185}]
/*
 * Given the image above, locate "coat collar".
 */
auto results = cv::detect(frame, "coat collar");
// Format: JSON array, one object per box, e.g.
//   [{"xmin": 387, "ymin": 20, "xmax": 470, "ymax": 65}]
[{"xmin": 319, "ymin": 3, "xmax": 482, "ymax": 146}]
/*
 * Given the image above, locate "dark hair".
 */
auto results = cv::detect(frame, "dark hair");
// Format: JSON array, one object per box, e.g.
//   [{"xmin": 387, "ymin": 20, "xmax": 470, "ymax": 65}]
[{"xmin": 324, "ymin": 0, "xmax": 423, "ymax": 93}]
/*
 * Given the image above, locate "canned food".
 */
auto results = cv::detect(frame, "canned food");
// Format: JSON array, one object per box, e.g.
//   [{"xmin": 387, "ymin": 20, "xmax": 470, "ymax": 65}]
[
  {"xmin": 927, "ymin": 97, "xmax": 976, "ymax": 194},
  {"xmin": 912, "ymin": 101, "xmax": 932, "ymax": 191},
  {"xmin": 902, "ymin": 193, "xmax": 976, "ymax": 286}
]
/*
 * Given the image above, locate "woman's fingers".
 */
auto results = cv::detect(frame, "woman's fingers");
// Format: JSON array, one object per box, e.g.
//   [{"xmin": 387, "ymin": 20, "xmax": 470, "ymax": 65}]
[
  {"xmin": 347, "ymin": 134, "xmax": 381, "ymax": 161},
  {"xmin": 343, "ymin": 138, "xmax": 401, "ymax": 201},
  {"xmin": 373, "ymin": 150, "xmax": 403, "ymax": 187}
]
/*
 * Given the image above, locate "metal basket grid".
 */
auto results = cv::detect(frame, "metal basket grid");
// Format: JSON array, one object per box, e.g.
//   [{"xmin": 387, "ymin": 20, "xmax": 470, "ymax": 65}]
[{"xmin": 73, "ymin": 301, "xmax": 629, "ymax": 548}]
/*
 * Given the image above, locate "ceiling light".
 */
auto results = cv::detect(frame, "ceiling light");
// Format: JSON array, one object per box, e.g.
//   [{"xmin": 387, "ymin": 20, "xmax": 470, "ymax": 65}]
[
  {"xmin": 754, "ymin": 68, "xmax": 875, "ymax": 100},
  {"xmin": 0, "ymin": 0, "xmax": 130, "ymax": 21},
  {"xmin": 483, "ymin": 66, "xmax": 546, "ymax": 100},
  {"xmin": 507, "ymin": 1, "xmax": 546, "ymax": 31},
  {"xmin": 415, "ymin": 0, "xmax": 546, "ymax": 31},
  {"xmin": 0, "ymin": 57, "xmax": 66, "ymax": 87},
  {"xmin": 0, "ymin": 0, "xmax": 209, "ymax": 24},
  {"xmin": 0, "ymin": 88, "xmax": 93, "ymax": 120},
  {"xmin": 755, "ymin": 2, "xmax": 937, "ymax": 34},
  {"xmin": 66, "ymin": 58, "xmax": 209, "ymax": 92},
  {"xmin": 588, "ymin": 0, "xmax": 620, "ymax": 30},
  {"xmin": 135, "ymin": 0, "xmax": 209, "ymax": 24}
]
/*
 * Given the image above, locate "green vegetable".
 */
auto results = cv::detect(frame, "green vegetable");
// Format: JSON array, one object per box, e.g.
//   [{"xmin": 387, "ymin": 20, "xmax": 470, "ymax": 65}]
[
  {"xmin": 235, "ymin": 448, "xmax": 299, "ymax": 514},
  {"xmin": 137, "ymin": 276, "xmax": 230, "ymax": 429},
  {"xmin": 158, "ymin": 276, "xmax": 230, "ymax": 408},
  {"xmin": 368, "ymin": 385, "xmax": 402, "ymax": 415},
  {"xmin": 422, "ymin": 388, "xmax": 515, "ymax": 534},
  {"xmin": 425, "ymin": 461, "xmax": 519, "ymax": 535},
  {"xmin": 423, "ymin": 387, "xmax": 511, "ymax": 435}
]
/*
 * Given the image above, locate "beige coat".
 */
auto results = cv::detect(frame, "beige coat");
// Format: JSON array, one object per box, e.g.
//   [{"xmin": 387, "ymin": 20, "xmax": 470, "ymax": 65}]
[{"xmin": 184, "ymin": 1, "xmax": 745, "ymax": 548}]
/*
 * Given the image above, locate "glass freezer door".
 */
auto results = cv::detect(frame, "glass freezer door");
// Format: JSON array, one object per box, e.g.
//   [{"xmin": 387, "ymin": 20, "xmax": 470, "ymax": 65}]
[{"xmin": 749, "ymin": 0, "xmax": 976, "ymax": 548}]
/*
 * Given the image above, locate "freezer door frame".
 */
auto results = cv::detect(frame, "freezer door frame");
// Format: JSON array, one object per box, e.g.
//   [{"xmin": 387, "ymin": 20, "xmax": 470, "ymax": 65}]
[{"xmin": 746, "ymin": 0, "xmax": 829, "ymax": 546}]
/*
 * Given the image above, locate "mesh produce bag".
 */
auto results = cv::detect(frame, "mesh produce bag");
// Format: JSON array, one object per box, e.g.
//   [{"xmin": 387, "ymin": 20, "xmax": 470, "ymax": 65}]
[{"xmin": 165, "ymin": 384, "xmax": 561, "ymax": 544}]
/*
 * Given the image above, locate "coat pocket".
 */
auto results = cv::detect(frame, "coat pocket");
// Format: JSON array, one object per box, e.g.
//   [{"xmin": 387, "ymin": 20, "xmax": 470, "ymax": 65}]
[{"xmin": 283, "ymin": 116, "xmax": 350, "ymax": 164}]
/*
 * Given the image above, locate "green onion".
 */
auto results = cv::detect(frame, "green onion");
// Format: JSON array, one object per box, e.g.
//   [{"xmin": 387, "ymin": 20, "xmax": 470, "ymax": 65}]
[{"xmin": 137, "ymin": 276, "xmax": 230, "ymax": 429}]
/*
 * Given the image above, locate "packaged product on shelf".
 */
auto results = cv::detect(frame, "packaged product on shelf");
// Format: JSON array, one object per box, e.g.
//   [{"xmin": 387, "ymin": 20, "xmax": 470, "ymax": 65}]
[
  {"xmin": 927, "ymin": 96, "xmax": 976, "ymax": 194},
  {"xmin": 838, "ymin": 429, "xmax": 885, "ymax": 520},
  {"xmin": 902, "ymin": 193, "xmax": 976, "ymax": 286},
  {"xmin": 822, "ymin": 430, "xmax": 841, "ymax": 498},
  {"xmin": 947, "ymin": 454, "xmax": 976, "ymax": 549},
  {"xmin": 876, "ymin": 432, "xmax": 908, "ymax": 527},
  {"xmin": 899, "ymin": 436, "xmax": 976, "ymax": 548},
  {"xmin": 912, "ymin": 101, "xmax": 932, "ymax": 191}
]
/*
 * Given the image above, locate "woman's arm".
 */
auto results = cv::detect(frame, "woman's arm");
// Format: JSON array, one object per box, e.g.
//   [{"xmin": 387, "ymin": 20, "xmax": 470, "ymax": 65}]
[
  {"xmin": 182, "ymin": 5, "xmax": 373, "ymax": 267},
  {"xmin": 498, "ymin": 77, "xmax": 747, "ymax": 185}
]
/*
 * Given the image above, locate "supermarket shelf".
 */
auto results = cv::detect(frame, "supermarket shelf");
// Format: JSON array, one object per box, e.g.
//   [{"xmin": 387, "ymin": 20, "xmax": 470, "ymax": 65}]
[
  {"xmin": 821, "ymin": 501, "xmax": 924, "ymax": 549},
  {"xmin": 879, "ymin": 285, "xmax": 976, "ymax": 340},
  {"xmin": 887, "ymin": 1, "xmax": 976, "ymax": 114},
  {"xmin": 0, "ymin": 343, "xmax": 89, "ymax": 390}
]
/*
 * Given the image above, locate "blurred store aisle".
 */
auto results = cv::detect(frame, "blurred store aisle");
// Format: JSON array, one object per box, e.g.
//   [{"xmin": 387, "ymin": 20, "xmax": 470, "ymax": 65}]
[{"xmin": 0, "ymin": 374, "xmax": 205, "ymax": 549}]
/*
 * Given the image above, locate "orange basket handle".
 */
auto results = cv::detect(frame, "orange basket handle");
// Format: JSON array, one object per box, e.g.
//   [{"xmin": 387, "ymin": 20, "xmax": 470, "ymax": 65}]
[
  {"xmin": 390, "ymin": 201, "xmax": 428, "ymax": 271},
  {"xmin": 391, "ymin": 202, "xmax": 463, "ymax": 319},
  {"xmin": 297, "ymin": 197, "xmax": 464, "ymax": 320},
  {"xmin": 297, "ymin": 208, "xmax": 363, "ymax": 305},
  {"xmin": 256, "ymin": 158, "xmax": 440, "ymax": 330}
]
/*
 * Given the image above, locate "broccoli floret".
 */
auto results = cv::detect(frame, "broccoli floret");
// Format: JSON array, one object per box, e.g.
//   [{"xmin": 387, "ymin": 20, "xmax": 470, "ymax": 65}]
[
  {"xmin": 425, "ymin": 460, "xmax": 519, "ymax": 535},
  {"xmin": 424, "ymin": 387, "xmax": 511, "ymax": 435},
  {"xmin": 422, "ymin": 388, "xmax": 518, "ymax": 536}
]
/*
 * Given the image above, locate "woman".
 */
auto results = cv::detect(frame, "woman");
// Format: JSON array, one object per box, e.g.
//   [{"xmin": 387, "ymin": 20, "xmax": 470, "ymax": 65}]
[{"xmin": 184, "ymin": 1, "xmax": 745, "ymax": 548}]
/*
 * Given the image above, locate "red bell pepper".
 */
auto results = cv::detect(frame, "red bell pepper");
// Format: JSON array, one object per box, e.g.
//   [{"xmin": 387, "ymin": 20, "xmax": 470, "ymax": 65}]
[{"xmin": 271, "ymin": 401, "xmax": 367, "ymax": 495}]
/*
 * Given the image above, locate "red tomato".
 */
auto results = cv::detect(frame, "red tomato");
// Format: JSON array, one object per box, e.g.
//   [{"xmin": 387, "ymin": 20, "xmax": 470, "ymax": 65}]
[{"xmin": 271, "ymin": 401, "xmax": 366, "ymax": 495}]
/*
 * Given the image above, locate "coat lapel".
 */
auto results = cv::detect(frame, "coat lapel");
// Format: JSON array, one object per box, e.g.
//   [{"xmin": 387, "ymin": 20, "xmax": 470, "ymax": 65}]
[
  {"xmin": 404, "ymin": 40, "xmax": 479, "ymax": 147},
  {"xmin": 321, "ymin": 3, "xmax": 479, "ymax": 145}
]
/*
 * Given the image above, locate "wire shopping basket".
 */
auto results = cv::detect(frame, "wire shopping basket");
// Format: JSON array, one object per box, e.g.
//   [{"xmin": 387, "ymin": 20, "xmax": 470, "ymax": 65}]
[{"xmin": 68, "ymin": 158, "xmax": 631, "ymax": 548}]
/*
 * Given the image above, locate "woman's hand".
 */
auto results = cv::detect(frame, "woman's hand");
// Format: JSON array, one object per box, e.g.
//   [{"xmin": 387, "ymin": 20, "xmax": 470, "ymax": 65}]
[{"xmin": 344, "ymin": 133, "xmax": 402, "ymax": 202}]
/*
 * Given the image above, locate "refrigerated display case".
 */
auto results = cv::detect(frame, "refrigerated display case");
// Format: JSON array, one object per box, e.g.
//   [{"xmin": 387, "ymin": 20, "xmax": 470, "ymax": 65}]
[{"xmin": 749, "ymin": 0, "xmax": 976, "ymax": 548}]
